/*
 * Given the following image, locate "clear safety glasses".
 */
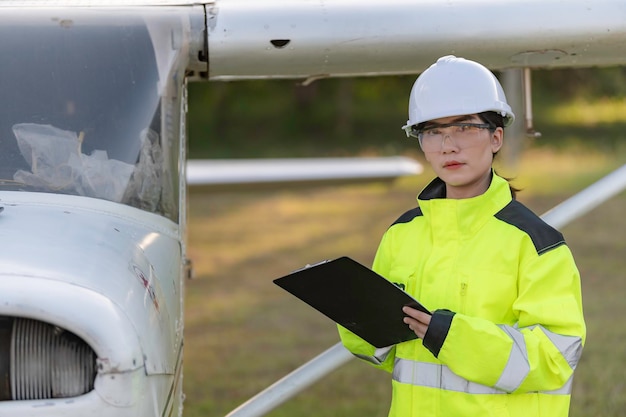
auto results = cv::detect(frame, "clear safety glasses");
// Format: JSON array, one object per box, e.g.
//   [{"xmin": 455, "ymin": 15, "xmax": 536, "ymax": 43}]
[{"xmin": 406, "ymin": 122, "xmax": 493, "ymax": 153}]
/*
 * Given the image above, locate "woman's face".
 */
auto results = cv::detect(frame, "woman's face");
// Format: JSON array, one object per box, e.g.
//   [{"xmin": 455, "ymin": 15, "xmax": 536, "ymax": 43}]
[{"xmin": 421, "ymin": 113, "xmax": 503, "ymax": 199}]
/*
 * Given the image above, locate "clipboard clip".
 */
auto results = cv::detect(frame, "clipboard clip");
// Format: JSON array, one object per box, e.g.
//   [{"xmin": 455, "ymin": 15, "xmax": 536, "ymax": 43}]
[{"xmin": 291, "ymin": 259, "xmax": 330, "ymax": 273}]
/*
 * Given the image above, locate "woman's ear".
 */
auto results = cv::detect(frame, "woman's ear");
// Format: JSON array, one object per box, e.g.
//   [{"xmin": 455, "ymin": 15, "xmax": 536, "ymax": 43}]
[{"xmin": 490, "ymin": 127, "xmax": 504, "ymax": 153}]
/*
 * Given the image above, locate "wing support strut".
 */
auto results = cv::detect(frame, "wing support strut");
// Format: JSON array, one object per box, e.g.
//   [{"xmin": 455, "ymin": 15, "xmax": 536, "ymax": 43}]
[{"xmin": 523, "ymin": 68, "xmax": 541, "ymax": 139}]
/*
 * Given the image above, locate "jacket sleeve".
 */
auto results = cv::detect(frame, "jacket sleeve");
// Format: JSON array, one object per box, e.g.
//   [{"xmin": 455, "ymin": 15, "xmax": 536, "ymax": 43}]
[
  {"xmin": 337, "ymin": 230, "xmax": 396, "ymax": 373},
  {"xmin": 423, "ymin": 244, "xmax": 586, "ymax": 393}
]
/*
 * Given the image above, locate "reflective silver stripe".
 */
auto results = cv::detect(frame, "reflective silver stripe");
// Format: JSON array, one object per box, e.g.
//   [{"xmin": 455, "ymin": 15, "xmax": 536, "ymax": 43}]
[
  {"xmin": 392, "ymin": 359, "xmax": 506, "ymax": 394},
  {"xmin": 492, "ymin": 324, "xmax": 582, "ymax": 393},
  {"xmin": 536, "ymin": 326, "xmax": 583, "ymax": 369},
  {"xmin": 392, "ymin": 358, "xmax": 573, "ymax": 395},
  {"xmin": 519, "ymin": 324, "xmax": 583, "ymax": 370},
  {"xmin": 354, "ymin": 345, "xmax": 394, "ymax": 365},
  {"xmin": 495, "ymin": 325, "xmax": 530, "ymax": 392}
]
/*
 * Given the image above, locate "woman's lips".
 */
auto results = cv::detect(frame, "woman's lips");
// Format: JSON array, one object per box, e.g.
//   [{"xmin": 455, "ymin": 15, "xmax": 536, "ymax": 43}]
[{"xmin": 443, "ymin": 161, "xmax": 464, "ymax": 169}]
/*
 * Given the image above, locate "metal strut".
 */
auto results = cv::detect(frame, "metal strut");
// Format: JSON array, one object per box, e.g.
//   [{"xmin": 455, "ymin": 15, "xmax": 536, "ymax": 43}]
[{"xmin": 523, "ymin": 68, "xmax": 542, "ymax": 138}]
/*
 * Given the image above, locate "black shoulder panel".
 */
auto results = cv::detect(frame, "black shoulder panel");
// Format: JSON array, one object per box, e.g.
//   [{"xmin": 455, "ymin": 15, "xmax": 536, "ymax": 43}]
[
  {"xmin": 494, "ymin": 200, "xmax": 565, "ymax": 255},
  {"xmin": 391, "ymin": 207, "xmax": 423, "ymax": 227}
]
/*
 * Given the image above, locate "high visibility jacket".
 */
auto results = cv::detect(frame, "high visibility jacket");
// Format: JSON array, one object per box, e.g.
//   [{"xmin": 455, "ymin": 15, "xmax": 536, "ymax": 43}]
[{"xmin": 338, "ymin": 173, "xmax": 586, "ymax": 417}]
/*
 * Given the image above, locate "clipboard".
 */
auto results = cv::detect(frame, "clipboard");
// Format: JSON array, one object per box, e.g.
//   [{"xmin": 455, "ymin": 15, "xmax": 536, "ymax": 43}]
[{"xmin": 273, "ymin": 256, "xmax": 430, "ymax": 348}]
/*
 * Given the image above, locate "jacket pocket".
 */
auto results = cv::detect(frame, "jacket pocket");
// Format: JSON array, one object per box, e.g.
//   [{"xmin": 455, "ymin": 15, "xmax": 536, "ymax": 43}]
[{"xmin": 387, "ymin": 265, "xmax": 417, "ymax": 297}]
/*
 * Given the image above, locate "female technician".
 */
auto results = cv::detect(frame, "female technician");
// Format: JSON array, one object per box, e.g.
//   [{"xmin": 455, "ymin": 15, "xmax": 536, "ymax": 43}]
[{"xmin": 338, "ymin": 55, "xmax": 586, "ymax": 417}]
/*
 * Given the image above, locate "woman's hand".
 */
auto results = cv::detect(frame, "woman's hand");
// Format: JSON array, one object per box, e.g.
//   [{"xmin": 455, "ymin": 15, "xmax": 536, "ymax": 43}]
[{"xmin": 402, "ymin": 306, "xmax": 431, "ymax": 339}]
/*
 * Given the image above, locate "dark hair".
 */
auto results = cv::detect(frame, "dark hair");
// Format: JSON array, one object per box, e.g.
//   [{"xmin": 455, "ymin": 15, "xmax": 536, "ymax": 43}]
[
  {"xmin": 477, "ymin": 111, "xmax": 504, "ymax": 129},
  {"xmin": 478, "ymin": 111, "xmax": 520, "ymax": 199}
]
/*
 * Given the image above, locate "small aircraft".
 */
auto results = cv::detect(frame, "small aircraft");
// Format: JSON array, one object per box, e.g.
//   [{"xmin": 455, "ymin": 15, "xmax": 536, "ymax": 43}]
[{"xmin": 0, "ymin": 1, "xmax": 625, "ymax": 416}]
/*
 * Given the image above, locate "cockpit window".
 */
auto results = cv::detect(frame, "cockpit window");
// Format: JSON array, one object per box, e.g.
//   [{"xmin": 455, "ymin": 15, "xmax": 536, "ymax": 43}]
[{"xmin": 0, "ymin": 11, "xmax": 179, "ymax": 222}]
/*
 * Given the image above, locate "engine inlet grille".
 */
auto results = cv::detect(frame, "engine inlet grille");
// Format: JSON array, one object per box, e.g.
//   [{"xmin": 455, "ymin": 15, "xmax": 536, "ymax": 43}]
[{"xmin": 3, "ymin": 317, "xmax": 96, "ymax": 400}]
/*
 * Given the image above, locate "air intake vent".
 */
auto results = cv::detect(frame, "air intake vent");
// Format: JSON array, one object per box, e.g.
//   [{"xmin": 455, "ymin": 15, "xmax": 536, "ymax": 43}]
[{"xmin": 0, "ymin": 317, "xmax": 96, "ymax": 401}]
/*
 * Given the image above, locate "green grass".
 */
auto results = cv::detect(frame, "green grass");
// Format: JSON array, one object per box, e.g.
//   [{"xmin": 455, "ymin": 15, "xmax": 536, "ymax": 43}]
[{"xmin": 183, "ymin": 147, "xmax": 626, "ymax": 417}]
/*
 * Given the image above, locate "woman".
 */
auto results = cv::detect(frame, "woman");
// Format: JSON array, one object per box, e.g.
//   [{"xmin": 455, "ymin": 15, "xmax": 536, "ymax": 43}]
[{"xmin": 338, "ymin": 56, "xmax": 586, "ymax": 417}]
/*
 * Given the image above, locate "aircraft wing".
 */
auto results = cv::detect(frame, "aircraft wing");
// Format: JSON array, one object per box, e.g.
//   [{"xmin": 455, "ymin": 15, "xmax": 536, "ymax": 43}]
[
  {"xmin": 204, "ymin": 0, "xmax": 626, "ymax": 81},
  {"xmin": 186, "ymin": 156, "xmax": 422, "ymax": 187}
]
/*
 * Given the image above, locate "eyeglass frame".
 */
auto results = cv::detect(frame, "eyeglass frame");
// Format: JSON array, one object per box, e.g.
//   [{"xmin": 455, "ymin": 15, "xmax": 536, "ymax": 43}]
[{"xmin": 405, "ymin": 122, "xmax": 496, "ymax": 152}]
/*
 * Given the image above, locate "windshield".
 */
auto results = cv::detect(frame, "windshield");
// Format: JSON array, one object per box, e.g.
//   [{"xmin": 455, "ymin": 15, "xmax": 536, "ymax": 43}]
[{"xmin": 0, "ymin": 9, "xmax": 185, "ymax": 222}]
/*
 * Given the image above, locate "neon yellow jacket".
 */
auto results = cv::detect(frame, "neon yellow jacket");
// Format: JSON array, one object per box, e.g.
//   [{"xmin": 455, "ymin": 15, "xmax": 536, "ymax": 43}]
[{"xmin": 338, "ymin": 173, "xmax": 586, "ymax": 417}]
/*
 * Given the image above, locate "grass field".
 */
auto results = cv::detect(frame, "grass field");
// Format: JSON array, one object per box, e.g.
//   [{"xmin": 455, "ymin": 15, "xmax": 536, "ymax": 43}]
[{"xmin": 183, "ymin": 147, "xmax": 626, "ymax": 417}]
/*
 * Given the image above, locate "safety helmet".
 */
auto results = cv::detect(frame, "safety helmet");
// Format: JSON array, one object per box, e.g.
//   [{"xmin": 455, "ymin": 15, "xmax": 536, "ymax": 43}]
[{"xmin": 402, "ymin": 55, "xmax": 515, "ymax": 136}]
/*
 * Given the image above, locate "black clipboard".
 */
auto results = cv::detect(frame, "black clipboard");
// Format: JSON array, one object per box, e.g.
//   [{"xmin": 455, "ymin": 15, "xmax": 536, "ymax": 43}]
[{"xmin": 273, "ymin": 256, "xmax": 430, "ymax": 348}]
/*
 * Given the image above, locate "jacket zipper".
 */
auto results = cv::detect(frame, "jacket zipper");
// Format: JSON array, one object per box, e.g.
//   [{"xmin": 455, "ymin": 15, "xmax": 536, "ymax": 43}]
[{"xmin": 459, "ymin": 282, "xmax": 468, "ymax": 313}]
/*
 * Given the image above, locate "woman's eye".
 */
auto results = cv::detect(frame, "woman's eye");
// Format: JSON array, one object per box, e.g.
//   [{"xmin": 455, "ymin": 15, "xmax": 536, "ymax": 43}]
[{"xmin": 460, "ymin": 124, "xmax": 479, "ymax": 133}]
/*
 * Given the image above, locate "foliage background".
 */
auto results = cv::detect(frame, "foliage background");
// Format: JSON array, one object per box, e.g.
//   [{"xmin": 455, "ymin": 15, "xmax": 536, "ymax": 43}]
[{"xmin": 187, "ymin": 67, "xmax": 626, "ymax": 159}]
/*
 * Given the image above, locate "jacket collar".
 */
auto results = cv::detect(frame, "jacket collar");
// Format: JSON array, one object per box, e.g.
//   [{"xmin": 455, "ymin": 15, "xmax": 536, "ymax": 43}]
[{"xmin": 417, "ymin": 171, "xmax": 513, "ymax": 236}]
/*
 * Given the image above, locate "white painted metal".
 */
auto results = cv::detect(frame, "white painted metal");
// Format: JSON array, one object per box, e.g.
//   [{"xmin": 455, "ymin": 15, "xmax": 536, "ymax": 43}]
[
  {"xmin": 206, "ymin": 0, "xmax": 626, "ymax": 80},
  {"xmin": 3, "ymin": 0, "xmax": 623, "ymax": 80},
  {"xmin": 186, "ymin": 157, "xmax": 423, "ymax": 186},
  {"xmin": 0, "ymin": 0, "xmax": 209, "ymax": 6},
  {"xmin": 0, "ymin": 192, "xmax": 181, "ymax": 415}
]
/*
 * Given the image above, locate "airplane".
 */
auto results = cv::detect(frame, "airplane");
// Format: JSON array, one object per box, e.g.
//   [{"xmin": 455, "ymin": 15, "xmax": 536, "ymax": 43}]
[{"xmin": 1, "ymin": 1, "xmax": 625, "ymax": 417}]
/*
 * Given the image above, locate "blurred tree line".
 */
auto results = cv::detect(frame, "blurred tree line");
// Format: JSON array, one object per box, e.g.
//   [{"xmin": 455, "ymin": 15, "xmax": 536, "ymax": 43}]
[{"xmin": 187, "ymin": 66, "xmax": 626, "ymax": 159}]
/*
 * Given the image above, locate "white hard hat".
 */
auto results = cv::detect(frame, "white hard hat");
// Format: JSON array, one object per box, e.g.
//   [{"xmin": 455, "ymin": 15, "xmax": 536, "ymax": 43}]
[{"xmin": 402, "ymin": 55, "xmax": 515, "ymax": 135}]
